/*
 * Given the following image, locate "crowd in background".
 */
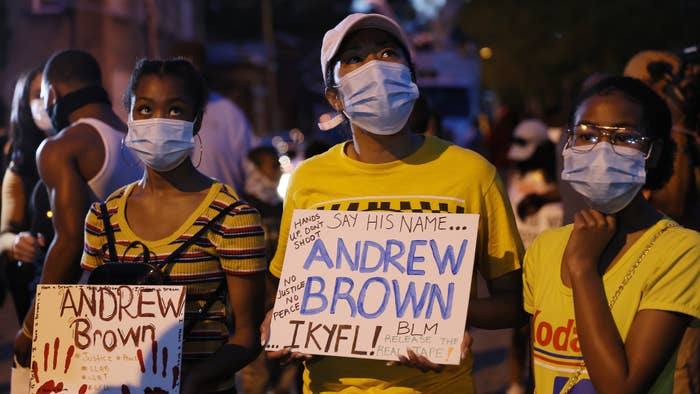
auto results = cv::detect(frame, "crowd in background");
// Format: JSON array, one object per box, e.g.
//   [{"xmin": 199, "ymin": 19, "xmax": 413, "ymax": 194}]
[{"xmin": 0, "ymin": 8, "xmax": 698, "ymax": 394}]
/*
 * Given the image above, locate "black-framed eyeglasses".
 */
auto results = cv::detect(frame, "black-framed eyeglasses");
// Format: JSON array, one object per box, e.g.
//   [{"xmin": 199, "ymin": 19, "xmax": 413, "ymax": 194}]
[{"xmin": 565, "ymin": 123, "xmax": 653, "ymax": 158}]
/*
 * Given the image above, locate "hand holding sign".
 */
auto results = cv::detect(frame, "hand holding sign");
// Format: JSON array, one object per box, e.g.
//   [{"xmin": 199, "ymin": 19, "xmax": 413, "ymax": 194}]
[
  {"xmin": 387, "ymin": 331, "xmax": 473, "ymax": 372},
  {"xmin": 262, "ymin": 308, "xmax": 313, "ymax": 365},
  {"xmin": 14, "ymin": 328, "xmax": 33, "ymax": 368}
]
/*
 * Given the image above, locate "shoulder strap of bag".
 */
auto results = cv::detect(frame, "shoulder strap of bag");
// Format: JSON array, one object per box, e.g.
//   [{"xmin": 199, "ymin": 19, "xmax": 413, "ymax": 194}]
[
  {"xmin": 100, "ymin": 202, "xmax": 118, "ymax": 263},
  {"xmin": 156, "ymin": 199, "xmax": 247, "ymax": 272},
  {"xmin": 167, "ymin": 199, "xmax": 248, "ymax": 337},
  {"xmin": 183, "ymin": 280, "xmax": 227, "ymax": 337},
  {"xmin": 558, "ymin": 222, "xmax": 679, "ymax": 394}
]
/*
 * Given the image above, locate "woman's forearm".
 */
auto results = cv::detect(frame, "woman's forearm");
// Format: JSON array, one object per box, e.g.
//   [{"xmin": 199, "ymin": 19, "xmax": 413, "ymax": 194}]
[
  {"xmin": 570, "ymin": 269, "xmax": 631, "ymax": 393},
  {"xmin": 569, "ymin": 271, "xmax": 689, "ymax": 393},
  {"xmin": 468, "ymin": 269, "xmax": 527, "ymax": 329},
  {"xmin": 185, "ymin": 340, "xmax": 260, "ymax": 390},
  {"xmin": 468, "ymin": 291, "xmax": 527, "ymax": 329}
]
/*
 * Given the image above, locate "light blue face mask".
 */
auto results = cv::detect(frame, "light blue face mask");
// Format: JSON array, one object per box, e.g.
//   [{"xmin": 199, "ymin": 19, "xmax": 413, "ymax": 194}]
[
  {"xmin": 125, "ymin": 118, "xmax": 195, "ymax": 172},
  {"xmin": 561, "ymin": 143, "xmax": 647, "ymax": 214},
  {"xmin": 334, "ymin": 60, "xmax": 419, "ymax": 135}
]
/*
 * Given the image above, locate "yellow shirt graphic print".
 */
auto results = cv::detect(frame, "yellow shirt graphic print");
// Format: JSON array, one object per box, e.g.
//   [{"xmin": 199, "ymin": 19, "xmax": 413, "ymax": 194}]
[
  {"xmin": 310, "ymin": 196, "xmax": 467, "ymax": 214},
  {"xmin": 524, "ymin": 219, "xmax": 700, "ymax": 393}
]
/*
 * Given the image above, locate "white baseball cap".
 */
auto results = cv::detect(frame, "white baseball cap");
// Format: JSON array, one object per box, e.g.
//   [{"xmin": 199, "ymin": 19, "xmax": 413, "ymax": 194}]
[
  {"xmin": 507, "ymin": 119, "xmax": 550, "ymax": 161},
  {"xmin": 320, "ymin": 13, "xmax": 411, "ymax": 83}
]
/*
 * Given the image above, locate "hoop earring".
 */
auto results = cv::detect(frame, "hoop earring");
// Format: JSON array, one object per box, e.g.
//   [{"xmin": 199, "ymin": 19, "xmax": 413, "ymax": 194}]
[
  {"xmin": 121, "ymin": 138, "xmax": 140, "ymax": 168},
  {"xmin": 193, "ymin": 134, "xmax": 203, "ymax": 168}
]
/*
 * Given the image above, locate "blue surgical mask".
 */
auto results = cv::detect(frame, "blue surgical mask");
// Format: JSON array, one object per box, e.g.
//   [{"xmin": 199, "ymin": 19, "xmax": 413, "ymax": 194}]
[
  {"xmin": 561, "ymin": 143, "xmax": 646, "ymax": 214},
  {"xmin": 125, "ymin": 118, "xmax": 195, "ymax": 172},
  {"xmin": 335, "ymin": 60, "xmax": 419, "ymax": 135}
]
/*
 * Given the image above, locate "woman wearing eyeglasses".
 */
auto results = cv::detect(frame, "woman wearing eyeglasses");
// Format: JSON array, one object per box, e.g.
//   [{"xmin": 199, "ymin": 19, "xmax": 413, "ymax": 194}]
[{"xmin": 523, "ymin": 76, "xmax": 700, "ymax": 393}]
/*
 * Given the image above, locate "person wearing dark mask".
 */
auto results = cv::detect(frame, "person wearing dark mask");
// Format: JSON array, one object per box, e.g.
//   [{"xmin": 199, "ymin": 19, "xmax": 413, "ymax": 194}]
[
  {"xmin": 12, "ymin": 50, "xmax": 142, "ymax": 376},
  {"xmin": 524, "ymin": 76, "xmax": 700, "ymax": 392},
  {"xmin": 265, "ymin": 13, "xmax": 525, "ymax": 393}
]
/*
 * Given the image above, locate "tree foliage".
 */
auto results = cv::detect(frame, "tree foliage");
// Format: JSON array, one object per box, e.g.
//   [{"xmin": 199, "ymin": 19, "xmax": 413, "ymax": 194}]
[
  {"xmin": 457, "ymin": 0, "xmax": 700, "ymax": 107},
  {"xmin": 206, "ymin": 0, "xmax": 351, "ymax": 40}
]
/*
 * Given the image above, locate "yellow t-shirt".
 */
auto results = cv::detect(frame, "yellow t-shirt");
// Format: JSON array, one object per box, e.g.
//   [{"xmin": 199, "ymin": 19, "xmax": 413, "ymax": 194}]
[
  {"xmin": 270, "ymin": 136, "xmax": 524, "ymax": 393},
  {"xmin": 523, "ymin": 219, "xmax": 700, "ymax": 393},
  {"xmin": 82, "ymin": 182, "xmax": 267, "ymax": 360}
]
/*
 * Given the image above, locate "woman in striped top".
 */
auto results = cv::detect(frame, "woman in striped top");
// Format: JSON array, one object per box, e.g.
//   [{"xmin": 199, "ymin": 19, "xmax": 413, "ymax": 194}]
[{"xmin": 80, "ymin": 58, "xmax": 266, "ymax": 393}]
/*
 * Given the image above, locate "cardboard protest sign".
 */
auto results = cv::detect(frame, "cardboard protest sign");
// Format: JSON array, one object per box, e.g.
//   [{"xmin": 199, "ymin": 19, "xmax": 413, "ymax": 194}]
[
  {"xmin": 30, "ymin": 285, "xmax": 186, "ymax": 394},
  {"xmin": 266, "ymin": 210, "xmax": 478, "ymax": 365}
]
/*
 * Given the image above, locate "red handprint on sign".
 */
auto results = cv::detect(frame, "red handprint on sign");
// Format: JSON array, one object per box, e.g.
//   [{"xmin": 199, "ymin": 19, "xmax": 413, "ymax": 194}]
[
  {"xmin": 114, "ymin": 384, "xmax": 152, "ymax": 394},
  {"xmin": 31, "ymin": 337, "xmax": 81, "ymax": 393},
  {"xmin": 133, "ymin": 340, "xmax": 179, "ymax": 393},
  {"xmin": 144, "ymin": 388, "xmax": 169, "ymax": 394},
  {"xmin": 120, "ymin": 387, "xmax": 169, "ymax": 394}
]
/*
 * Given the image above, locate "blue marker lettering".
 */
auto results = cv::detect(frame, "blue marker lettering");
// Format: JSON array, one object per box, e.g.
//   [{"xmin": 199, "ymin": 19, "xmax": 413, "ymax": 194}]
[
  {"xmin": 330, "ymin": 276, "xmax": 357, "ymax": 317},
  {"xmin": 383, "ymin": 239, "xmax": 406, "ymax": 274},
  {"xmin": 303, "ymin": 239, "xmax": 333, "ymax": 270},
  {"xmin": 300, "ymin": 276, "xmax": 328, "ymax": 315},
  {"xmin": 425, "ymin": 282, "xmax": 454, "ymax": 319},
  {"xmin": 406, "ymin": 240, "xmax": 427, "ymax": 275},
  {"xmin": 359, "ymin": 241, "xmax": 384, "ymax": 273},
  {"xmin": 392, "ymin": 280, "xmax": 430, "ymax": 318},
  {"xmin": 357, "ymin": 277, "xmax": 389, "ymax": 318},
  {"xmin": 335, "ymin": 239, "xmax": 360, "ymax": 271},
  {"xmin": 430, "ymin": 239, "xmax": 467, "ymax": 275}
]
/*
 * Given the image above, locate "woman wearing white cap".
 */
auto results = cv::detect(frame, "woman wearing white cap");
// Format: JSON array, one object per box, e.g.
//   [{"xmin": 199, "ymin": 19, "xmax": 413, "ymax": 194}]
[{"xmin": 267, "ymin": 13, "xmax": 526, "ymax": 393}]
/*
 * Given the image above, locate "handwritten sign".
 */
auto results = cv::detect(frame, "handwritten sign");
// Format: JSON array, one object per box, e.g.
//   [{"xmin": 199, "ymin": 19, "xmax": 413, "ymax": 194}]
[
  {"xmin": 266, "ymin": 210, "xmax": 478, "ymax": 364},
  {"xmin": 30, "ymin": 285, "xmax": 186, "ymax": 394}
]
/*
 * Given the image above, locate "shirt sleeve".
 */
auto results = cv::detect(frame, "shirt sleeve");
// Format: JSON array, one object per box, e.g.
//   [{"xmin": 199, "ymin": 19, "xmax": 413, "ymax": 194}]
[
  {"xmin": 81, "ymin": 202, "xmax": 106, "ymax": 271},
  {"xmin": 210, "ymin": 202, "xmax": 267, "ymax": 275},
  {"xmin": 522, "ymin": 237, "xmax": 538, "ymax": 315},
  {"xmin": 639, "ymin": 228, "xmax": 700, "ymax": 319},
  {"xmin": 478, "ymin": 172, "xmax": 525, "ymax": 280},
  {"xmin": 268, "ymin": 173, "xmax": 300, "ymax": 279}
]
